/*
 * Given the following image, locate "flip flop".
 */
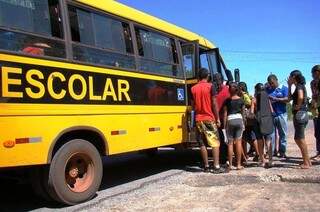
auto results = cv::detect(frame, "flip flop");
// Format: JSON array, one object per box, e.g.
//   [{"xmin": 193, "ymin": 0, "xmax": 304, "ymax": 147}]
[
  {"xmin": 259, "ymin": 162, "xmax": 266, "ymax": 168},
  {"xmin": 236, "ymin": 166, "xmax": 244, "ymax": 170},
  {"xmin": 299, "ymin": 164, "xmax": 311, "ymax": 169}
]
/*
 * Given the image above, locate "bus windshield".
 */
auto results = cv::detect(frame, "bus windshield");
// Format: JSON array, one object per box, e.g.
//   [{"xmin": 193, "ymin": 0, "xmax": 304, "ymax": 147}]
[{"xmin": 200, "ymin": 50, "xmax": 220, "ymax": 76}]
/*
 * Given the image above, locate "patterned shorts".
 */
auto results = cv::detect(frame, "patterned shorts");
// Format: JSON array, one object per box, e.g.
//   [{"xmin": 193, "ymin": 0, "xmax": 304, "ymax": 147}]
[{"xmin": 196, "ymin": 121, "xmax": 220, "ymax": 148}]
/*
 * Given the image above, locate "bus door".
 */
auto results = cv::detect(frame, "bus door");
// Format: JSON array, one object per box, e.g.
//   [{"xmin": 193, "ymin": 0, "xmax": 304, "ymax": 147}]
[
  {"xmin": 181, "ymin": 41, "xmax": 199, "ymax": 144},
  {"xmin": 182, "ymin": 45, "xmax": 225, "ymax": 144},
  {"xmin": 200, "ymin": 48, "xmax": 222, "ymax": 80}
]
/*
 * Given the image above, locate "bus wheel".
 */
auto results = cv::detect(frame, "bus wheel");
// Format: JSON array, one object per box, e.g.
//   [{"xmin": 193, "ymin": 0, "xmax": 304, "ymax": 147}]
[
  {"xmin": 48, "ymin": 139, "xmax": 103, "ymax": 205},
  {"xmin": 30, "ymin": 166, "xmax": 54, "ymax": 202}
]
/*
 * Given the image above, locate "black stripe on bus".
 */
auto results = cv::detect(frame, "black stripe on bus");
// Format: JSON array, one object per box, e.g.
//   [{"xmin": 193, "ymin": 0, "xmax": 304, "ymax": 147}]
[{"xmin": 0, "ymin": 61, "xmax": 186, "ymax": 106}]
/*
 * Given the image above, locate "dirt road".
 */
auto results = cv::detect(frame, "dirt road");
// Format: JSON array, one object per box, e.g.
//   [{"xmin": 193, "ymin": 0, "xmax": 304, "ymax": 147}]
[{"xmin": 1, "ymin": 122, "xmax": 319, "ymax": 211}]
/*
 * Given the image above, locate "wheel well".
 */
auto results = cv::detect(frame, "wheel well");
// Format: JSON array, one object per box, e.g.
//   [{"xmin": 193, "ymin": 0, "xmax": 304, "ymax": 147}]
[{"xmin": 49, "ymin": 129, "xmax": 107, "ymax": 162}]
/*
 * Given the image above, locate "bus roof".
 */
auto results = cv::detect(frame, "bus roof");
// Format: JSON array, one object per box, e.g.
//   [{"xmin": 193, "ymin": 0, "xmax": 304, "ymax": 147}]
[{"xmin": 75, "ymin": 0, "xmax": 215, "ymax": 48}]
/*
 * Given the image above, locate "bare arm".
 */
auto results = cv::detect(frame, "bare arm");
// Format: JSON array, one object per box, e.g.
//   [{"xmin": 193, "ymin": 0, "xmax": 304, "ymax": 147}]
[
  {"xmin": 270, "ymin": 96, "xmax": 289, "ymax": 103},
  {"xmin": 287, "ymin": 78, "xmax": 293, "ymax": 102},
  {"xmin": 223, "ymin": 105, "xmax": 227, "ymax": 129},
  {"xmin": 311, "ymin": 81, "xmax": 319, "ymax": 109},
  {"xmin": 269, "ymin": 99, "xmax": 275, "ymax": 114},
  {"xmin": 212, "ymin": 96, "xmax": 220, "ymax": 127},
  {"xmin": 241, "ymin": 103, "xmax": 246, "ymax": 127},
  {"xmin": 294, "ymin": 89, "xmax": 304, "ymax": 111},
  {"xmin": 250, "ymin": 98, "xmax": 256, "ymax": 114}
]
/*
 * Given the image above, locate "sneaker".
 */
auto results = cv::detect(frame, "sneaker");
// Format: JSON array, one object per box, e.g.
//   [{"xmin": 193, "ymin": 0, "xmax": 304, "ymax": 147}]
[
  {"xmin": 211, "ymin": 167, "xmax": 229, "ymax": 174},
  {"xmin": 203, "ymin": 166, "xmax": 211, "ymax": 173},
  {"xmin": 253, "ymin": 155, "xmax": 259, "ymax": 162},
  {"xmin": 247, "ymin": 151, "xmax": 255, "ymax": 157}
]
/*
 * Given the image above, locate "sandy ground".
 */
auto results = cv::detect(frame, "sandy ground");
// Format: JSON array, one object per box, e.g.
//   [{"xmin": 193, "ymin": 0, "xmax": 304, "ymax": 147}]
[
  {"xmin": 76, "ymin": 122, "xmax": 320, "ymax": 212},
  {"xmin": 0, "ymin": 122, "xmax": 319, "ymax": 212}
]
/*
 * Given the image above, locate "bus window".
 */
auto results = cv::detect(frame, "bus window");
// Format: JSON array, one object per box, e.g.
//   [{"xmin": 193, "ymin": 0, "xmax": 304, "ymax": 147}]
[
  {"xmin": 181, "ymin": 43, "xmax": 198, "ymax": 79},
  {"xmin": 0, "ymin": 0, "xmax": 65, "ymax": 58},
  {"xmin": 135, "ymin": 27, "xmax": 182, "ymax": 78},
  {"xmin": 199, "ymin": 50, "xmax": 220, "ymax": 78},
  {"xmin": 220, "ymin": 59, "xmax": 228, "ymax": 81},
  {"xmin": 207, "ymin": 51, "xmax": 219, "ymax": 74},
  {"xmin": 68, "ymin": 5, "xmax": 135, "ymax": 69},
  {"xmin": 200, "ymin": 53, "xmax": 209, "ymax": 70}
]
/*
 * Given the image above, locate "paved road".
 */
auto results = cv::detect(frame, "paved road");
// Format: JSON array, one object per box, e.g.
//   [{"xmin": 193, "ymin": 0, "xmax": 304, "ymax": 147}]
[
  {"xmin": 1, "ymin": 122, "xmax": 319, "ymax": 211},
  {"xmin": 0, "ymin": 149, "xmax": 201, "ymax": 212}
]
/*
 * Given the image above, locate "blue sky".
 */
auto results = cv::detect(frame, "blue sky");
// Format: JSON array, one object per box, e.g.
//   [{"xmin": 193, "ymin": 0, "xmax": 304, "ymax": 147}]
[{"xmin": 119, "ymin": 0, "xmax": 320, "ymax": 95}]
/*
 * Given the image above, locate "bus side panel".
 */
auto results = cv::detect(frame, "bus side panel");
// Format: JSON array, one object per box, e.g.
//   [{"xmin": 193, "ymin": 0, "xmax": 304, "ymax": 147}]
[
  {"xmin": 107, "ymin": 112, "xmax": 187, "ymax": 154},
  {"xmin": 0, "ymin": 111, "xmax": 187, "ymax": 168}
]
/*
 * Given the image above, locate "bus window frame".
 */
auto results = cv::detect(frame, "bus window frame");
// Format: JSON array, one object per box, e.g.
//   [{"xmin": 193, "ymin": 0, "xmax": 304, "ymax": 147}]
[
  {"xmin": 219, "ymin": 54, "xmax": 228, "ymax": 81},
  {"xmin": 133, "ymin": 25, "xmax": 182, "ymax": 78},
  {"xmin": 0, "ymin": 0, "xmax": 213, "ymax": 81},
  {"xmin": 201, "ymin": 48, "xmax": 223, "ymax": 79},
  {"xmin": 0, "ymin": 0, "xmax": 67, "ymax": 60},
  {"xmin": 180, "ymin": 40, "xmax": 200, "ymax": 80},
  {"xmin": 66, "ymin": 3, "xmax": 136, "ymax": 67},
  {"xmin": 66, "ymin": 0, "xmax": 185, "ymax": 79}
]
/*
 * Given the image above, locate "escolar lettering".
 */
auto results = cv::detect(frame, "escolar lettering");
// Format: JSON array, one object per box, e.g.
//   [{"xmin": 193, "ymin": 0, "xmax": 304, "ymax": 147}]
[{"xmin": 1, "ymin": 66, "xmax": 131, "ymax": 102}]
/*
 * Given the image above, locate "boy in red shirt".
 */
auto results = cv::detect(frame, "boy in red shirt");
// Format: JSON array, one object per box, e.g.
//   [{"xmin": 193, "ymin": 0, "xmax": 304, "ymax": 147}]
[
  {"xmin": 191, "ymin": 68, "xmax": 225, "ymax": 173},
  {"xmin": 212, "ymin": 73, "xmax": 230, "ymax": 164}
]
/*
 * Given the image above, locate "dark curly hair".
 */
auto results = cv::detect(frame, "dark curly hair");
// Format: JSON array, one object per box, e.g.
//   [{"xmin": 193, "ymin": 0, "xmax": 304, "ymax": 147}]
[
  {"xmin": 254, "ymin": 83, "xmax": 264, "ymax": 93},
  {"xmin": 198, "ymin": 68, "xmax": 209, "ymax": 80},
  {"xmin": 290, "ymin": 70, "xmax": 306, "ymax": 85},
  {"xmin": 239, "ymin": 82, "xmax": 248, "ymax": 93},
  {"xmin": 267, "ymin": 74, "xmax": 278, "ymax": 82},
  {"xmin": 312, "ymin": 65, "xmax": 320, "ymax": 73}
]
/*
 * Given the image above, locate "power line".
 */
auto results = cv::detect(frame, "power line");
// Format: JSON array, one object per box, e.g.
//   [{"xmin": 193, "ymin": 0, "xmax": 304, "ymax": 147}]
[
  {"xmin": 224, "ymin": 59, "xmax": 318, "ymax": 63},
  {"xmin": 222, "ymin": 50, "xmax": 320, "ymax": 55}
]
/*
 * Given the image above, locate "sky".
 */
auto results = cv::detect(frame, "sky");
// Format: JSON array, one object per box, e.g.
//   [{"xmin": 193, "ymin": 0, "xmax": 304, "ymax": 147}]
[{"xmin": 119, "ymin": 0, "xmax": 320, "ymax": 95}]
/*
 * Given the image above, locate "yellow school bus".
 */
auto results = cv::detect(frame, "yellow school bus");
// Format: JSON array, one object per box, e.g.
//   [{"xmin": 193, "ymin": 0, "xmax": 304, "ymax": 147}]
[{"xmin": 0, "ymin": 0, "xmax": 227, "ymax": 205}]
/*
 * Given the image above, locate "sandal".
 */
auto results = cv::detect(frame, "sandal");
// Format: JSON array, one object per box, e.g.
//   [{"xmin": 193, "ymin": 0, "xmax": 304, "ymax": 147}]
[
  {"xmin": 236, "ymin": 166, "xmax": 244, "ymax": 170},
  {"xmin": 299, "ymin": 164, "xmax": 311, "ymax": 169},
  {"xmin": 259, "ymin": 162, "xmax": 266, "ymax": 168}
]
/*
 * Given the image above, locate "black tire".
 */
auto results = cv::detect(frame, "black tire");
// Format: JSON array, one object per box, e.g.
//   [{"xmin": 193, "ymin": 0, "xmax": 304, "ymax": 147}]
[
  {"xmin": 30, "ymin": 166, "xmax": 53, "ymax": 202},
  {"xmin": 47, "ymin": 139, "xmax": 103, "ymax": 205}
]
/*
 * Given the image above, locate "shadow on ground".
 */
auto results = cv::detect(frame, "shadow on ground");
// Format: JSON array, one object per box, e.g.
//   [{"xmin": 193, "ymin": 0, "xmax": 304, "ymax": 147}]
[{"xmin": 0, "ymin": 149, "xmax": 201, "ymax": 211}]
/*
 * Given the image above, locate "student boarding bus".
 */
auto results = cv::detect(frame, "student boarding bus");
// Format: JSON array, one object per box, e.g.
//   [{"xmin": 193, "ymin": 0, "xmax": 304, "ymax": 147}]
[{"xmin": 0, "ymin": 0, "xmax": 230, "ymax": 205}]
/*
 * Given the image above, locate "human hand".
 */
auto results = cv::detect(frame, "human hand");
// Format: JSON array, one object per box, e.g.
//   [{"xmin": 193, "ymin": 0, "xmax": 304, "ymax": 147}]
[
  {"xmin": 222, "ymin": 129, "xmax": 228, "ymax": 144},
  {"xmin": 269, "ymin": 96, "xmax": 278, "ymax": 102},
  {"xmin": 272, "ymin": 112, "xmax": 277, "ymax": 118},
  {"xmin": 294, "ymin": 104, "xmax": 300, "ymax": 111},
  {"xmin": 311, "ymin": 100, "xmax": 317, "ymax": 109},
  {"xmin": 216, "ymin": 120, "xmax": 221, "ymax": 128},
  {"xmin": 287, "ymin": 77, "xmax": 293, "ymax": 87}
]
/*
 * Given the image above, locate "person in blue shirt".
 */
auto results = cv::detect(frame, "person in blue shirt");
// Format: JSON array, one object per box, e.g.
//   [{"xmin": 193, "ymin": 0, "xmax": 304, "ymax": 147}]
[{"xmin": 266, "ymin": 74, "xmax": 289, "ymax": 158}]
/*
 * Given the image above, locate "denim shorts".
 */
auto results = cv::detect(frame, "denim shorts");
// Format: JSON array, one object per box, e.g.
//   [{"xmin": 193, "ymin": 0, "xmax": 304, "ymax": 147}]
[
  {"xmin": 293, "ymin": 113, "xmax": 308, "ymax": 140},
  {"xmin": 226, "ymin": 118, "xmax": 244, "ymax": 143}
]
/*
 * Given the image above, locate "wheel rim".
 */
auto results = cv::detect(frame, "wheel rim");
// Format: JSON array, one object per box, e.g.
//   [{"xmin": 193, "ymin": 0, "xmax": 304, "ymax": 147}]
[{"xmin": 65, "ymin": 153, "xmax": 95, "ymax": 193}]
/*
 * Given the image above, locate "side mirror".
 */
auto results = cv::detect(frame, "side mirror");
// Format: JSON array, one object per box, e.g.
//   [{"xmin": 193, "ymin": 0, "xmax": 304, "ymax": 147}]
[{"xmin": 234, "ymin": 69, "xmax": 240, "ymax": 82}]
